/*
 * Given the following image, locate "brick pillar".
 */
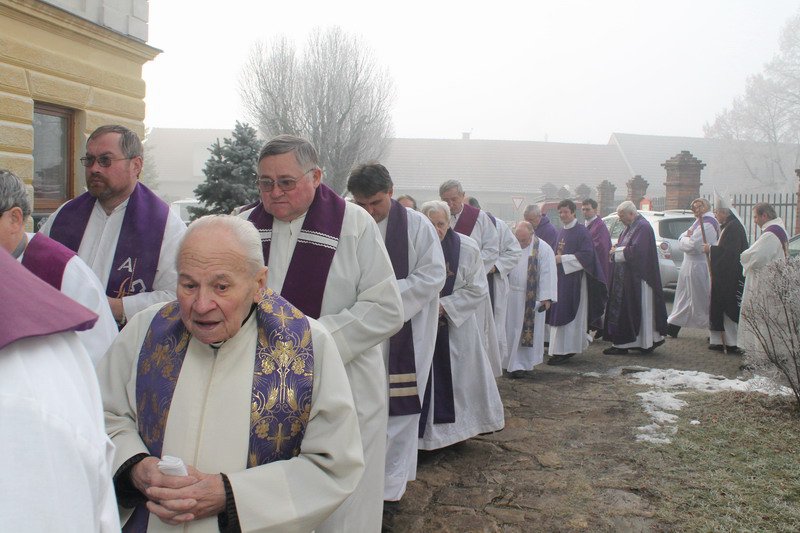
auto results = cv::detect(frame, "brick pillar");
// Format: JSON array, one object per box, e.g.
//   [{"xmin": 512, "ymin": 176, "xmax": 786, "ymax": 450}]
[
  {"xmin": 626, "ymin": 175, "xmax": 649, "ymax": 209},
  {"xmin": 795, "ymin": 169, "xmax": 800, "ymax": 236},
  {"xmin": 597, "ymin": 180, "xmax": 617, "ymax": 217},
  {"xmin": 662, "ymin": 151, "xmax": 705, "ymax": 210}
]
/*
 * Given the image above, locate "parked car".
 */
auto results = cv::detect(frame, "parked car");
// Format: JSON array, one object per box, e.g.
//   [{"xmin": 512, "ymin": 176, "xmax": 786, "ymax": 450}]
[
  {"xmin": 789, "ymin": 234, "xmax": 800, "ymax": 258},
  {"xmin": 602, "ymin": 210, "xmax": 695, "ymax": 290}
]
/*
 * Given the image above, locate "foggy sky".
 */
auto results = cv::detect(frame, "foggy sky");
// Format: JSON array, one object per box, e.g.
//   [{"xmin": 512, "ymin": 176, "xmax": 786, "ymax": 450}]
[{"xmin": 143, "ymin": 0, "xmax": 800, "ymax": 144}]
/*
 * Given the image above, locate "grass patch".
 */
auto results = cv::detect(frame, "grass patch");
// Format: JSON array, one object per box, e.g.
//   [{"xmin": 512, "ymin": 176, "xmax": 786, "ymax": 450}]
[{"xmin": 632, "ymin": 391, "xmax": 800, "ymax": 532}]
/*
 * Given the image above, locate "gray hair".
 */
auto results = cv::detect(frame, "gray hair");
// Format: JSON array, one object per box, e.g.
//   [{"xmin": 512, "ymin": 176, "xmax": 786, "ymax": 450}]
[
  {"xmin": 753, "ymin": 202, "xmax": 777, "ymax": 220},
  {"xmin": 87, "ymin": 125, "xmax": 143, "ymax": 159},
  {"xmin": 616, "ymin": 200, "xmax": 638, "ymax": 215},
  {"xmin": 439, "ymin": 179, "xmax": 463, "ymax": 196},
  {"xmin": 0, "ymin": 169, "xmax": 32, "ymax": 218},
  {"xmin": 420, "ymin": 200, "xmax": 450, "ymax": 224},
  {"xmin": 258, "ymin": 134, "xmax": 320, "ymax": 169},
  {"xmin": 523, "ymin": 204, "xmax": 541, "ymax": 218},
  {"xmin": 179, "ymin": 215, "xmax": 264, "ymax": 273}
]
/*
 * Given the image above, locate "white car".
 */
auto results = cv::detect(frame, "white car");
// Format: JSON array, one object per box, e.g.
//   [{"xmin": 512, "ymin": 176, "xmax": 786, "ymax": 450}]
[{"xmin": 602, "ymin": 210, "xmax": 695, "ymax": 290}]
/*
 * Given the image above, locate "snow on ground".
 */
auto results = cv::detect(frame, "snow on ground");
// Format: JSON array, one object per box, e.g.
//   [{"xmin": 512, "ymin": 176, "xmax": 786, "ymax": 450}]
[{"xmin": 618, "ymin": 368, "xmax": 791, "ymax": 444}]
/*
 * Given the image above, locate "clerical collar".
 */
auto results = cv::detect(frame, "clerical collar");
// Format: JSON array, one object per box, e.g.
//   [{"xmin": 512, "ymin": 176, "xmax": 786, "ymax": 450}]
[
  {"xmin": 585, "ymin": 215, "xmax": 597, "ymax": 224},
  {"xmin": 10, "ymin": 233, "xmax": 28, "ymax": 259},
  {"xmin": 208, "ymin": 303, "xmax": 258, "ymax": 350},
  {"xmin": 563, "ymin": 219, "xmax": 578, "ymax": 229}
]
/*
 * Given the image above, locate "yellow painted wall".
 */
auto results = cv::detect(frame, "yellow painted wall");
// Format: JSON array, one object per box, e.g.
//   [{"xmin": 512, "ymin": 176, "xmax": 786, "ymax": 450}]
[{"xmin": 0, "ymin": 0, "xmax": 158, "ymax": 206}]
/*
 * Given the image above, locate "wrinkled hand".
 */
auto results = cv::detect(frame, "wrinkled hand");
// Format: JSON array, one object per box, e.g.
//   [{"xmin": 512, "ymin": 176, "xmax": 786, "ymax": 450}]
[
  {"xmin": 439, "ymin": 304, "xmax": 446, "ymax": 317},
  {"xmin": 555, "ymin": 254, "xmax": 562, "ymax": 264},
  {"xmin": 108, "ymin": 297, "xmax": 125, "ymax": 322},
  {"xmin": 145, "ymin": 466, "xmax": 226, "ymax": 525},
  {"xmin": 686, "ymin": 229, "xmax": 693, "ymax": 237},
  {"xmin": 131, "ymin": 458, "xmax": 224, "ymax": 525},
  {"xmin": 541, "ymin": 300, "xmax": 552, "ymax": 311},
  {"xmin": 703, "ymin": 243, "xmax": 710, "ymax": 254}
]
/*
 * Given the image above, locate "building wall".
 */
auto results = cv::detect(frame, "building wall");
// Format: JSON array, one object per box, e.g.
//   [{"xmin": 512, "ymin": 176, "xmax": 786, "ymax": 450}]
[
  {"xmin": 0, "ymin": 0, "xmax": 158, "ymax": 210},
  {"xmin": 43, "ymin": 0, "xmax": 149, "ymax": 42}
]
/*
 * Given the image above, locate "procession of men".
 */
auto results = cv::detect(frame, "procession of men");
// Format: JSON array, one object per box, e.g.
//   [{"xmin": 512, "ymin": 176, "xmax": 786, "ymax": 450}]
[{"xmin": 3, "ymin": 123, "xmax": 797, "ymax": 531}]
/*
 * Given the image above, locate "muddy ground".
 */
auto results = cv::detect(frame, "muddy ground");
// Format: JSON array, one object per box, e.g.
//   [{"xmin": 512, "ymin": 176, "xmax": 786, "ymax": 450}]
[{"xmin": 387, "ymin": 296, "xmax": 748, "ymax": 532}]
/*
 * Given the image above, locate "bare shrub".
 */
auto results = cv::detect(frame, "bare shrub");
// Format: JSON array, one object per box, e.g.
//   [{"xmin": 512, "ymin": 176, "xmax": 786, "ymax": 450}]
[{"xmin": 740, "ymin": 256, "xmax": 800, "ymax": 407}]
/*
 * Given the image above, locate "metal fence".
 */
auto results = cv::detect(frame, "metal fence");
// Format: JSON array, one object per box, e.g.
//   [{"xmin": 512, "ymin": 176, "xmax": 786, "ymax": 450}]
[{"xmin": 650, "ymin": 193, "xmax": 796, "ymax": 244}]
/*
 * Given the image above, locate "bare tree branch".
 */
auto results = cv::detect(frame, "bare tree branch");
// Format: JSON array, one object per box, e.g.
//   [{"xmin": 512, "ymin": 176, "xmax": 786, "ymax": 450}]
[{"xmin": 240, "ymin": 26, "xmax": 395, "ymax": 194}]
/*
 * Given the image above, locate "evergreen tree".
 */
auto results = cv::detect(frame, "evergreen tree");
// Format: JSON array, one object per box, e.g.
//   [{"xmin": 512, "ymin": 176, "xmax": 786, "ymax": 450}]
[{"xmin": 188, "ymin": 121, "xmax": 261, "ymax": 220}]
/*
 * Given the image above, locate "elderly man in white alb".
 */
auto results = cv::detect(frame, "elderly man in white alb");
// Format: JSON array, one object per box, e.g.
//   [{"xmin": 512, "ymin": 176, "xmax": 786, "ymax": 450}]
[
  {"xmin": 504, "ymin": 221, "xmax": 557, "ymax": 377},
  {"xmin": 241, "ymin": 135, "xmax": 402, "ymax": 533},
  {"xmin": 0, "ymin": 170, "xmax": 117, "ymax": 364},
  {"xmin": 666, "ymin": 198, "xmax": 718, "ymax": 338},
  {"xmin": 418, "ymin": 201, "xmax": 504, "ymax": 450},
  {"xmin": 40, "ymin": 125, "xmax": 186, "ymax": 327},
  {"xmin": 0, "ymin": 251, "xmax": 119, "ymax": 532},
  {"xmin": 440, "ymin": 181, "xmax": 502, "ymax": 375},
  {"xmin": 739, "ymin": 202, "xmax": 789, "ymax": 355},
  {"xmin": 98, "ymin": 216, "xmax": 365, "ymax": 532},
  {"xmin": 347, "ymin": 163, "xmax": 446, "ymax": 508}
]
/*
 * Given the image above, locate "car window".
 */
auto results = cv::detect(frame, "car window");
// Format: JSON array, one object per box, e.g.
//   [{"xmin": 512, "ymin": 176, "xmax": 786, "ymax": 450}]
[
  {"xmin": 605, "ymin": 217, "xmax": 625, "ymax": 239},
  {"xmin": 658, "ymin": 218, "xmax": 693, "ymax": 240},
  {"xmin": 789, "ymin": 236, "xmax": 800, "ymax": 258}
]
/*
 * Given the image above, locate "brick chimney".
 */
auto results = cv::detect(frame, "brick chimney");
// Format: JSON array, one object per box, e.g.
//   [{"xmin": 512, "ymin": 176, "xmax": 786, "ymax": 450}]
[
  {"xmin": 597, "ymin": 180, "xmax": 617, "ymax": 217},
  {"xmin": 663, "ymin": 151, "xmax": 705, "ymax": 210}
]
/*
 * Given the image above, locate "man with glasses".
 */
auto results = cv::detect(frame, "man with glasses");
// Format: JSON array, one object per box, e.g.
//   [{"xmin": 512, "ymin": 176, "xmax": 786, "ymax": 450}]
[
  {"xmin": 40, "ymin": 125, "xmax": 186, "ymax": 327},
  {"xmin": 240, "ymin": 135, "xmax": 403, "ymax": 533}
]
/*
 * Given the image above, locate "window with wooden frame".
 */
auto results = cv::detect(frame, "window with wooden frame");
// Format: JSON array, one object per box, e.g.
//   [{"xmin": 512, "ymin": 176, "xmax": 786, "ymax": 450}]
[{"xmin": 32, "ymin": 102, "xmax": 75, "ymax": 213}]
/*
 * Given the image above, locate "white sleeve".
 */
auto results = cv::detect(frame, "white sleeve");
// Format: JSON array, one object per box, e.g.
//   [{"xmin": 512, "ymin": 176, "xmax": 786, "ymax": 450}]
[
  {"xmin": 475, "ymin": 213, "xmax": 500, "ymax": 275},
  {"xmin": 537, "ymin": 241, "xmax": 558, "ymax": 303},
  {"xmin": 440, "ymin": 240, "xmax": 488, "ymax": 328},
  {"xmin": 61, "ymin": 257, "xmax": 119, "ymax": 366},
  {"xmin": 494, "ymin": 220, "xmax": 523, "ymax": 275}
]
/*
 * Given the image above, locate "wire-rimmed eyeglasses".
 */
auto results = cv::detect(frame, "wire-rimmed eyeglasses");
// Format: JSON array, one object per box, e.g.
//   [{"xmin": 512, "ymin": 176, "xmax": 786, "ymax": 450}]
[
  {"xmin": 80, "ymin": 155, "xmax": 134, "ymax": 168},
  {"xmin": 256, "ymin": 168, "xmax": 315, "ymax": 192}
]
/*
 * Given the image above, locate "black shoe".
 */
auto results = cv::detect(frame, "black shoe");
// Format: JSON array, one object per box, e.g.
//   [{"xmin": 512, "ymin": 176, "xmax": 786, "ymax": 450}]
[
  {"xmin": 382, "ymin": 501, "xmax": 399, "ymax": 533},
  {"xmin": 547, "ymin": 354, "xmax": 570, "ymax": 365},
  {"xmin": 727, "ymin": 346, "xmax": 742, "ymax": 355},
  {"xmin": 603, "ymin": 346, "xmax": 629, "ymax": 355},
  {"xmin": 666, "ymin": 324, "xmax": 680, "ymax": 338},
  {"xmin": 653, "ymin": 339, "xmax": 665, "ymax": 348},
  {"xmin": 544, "ymin": 341, "xmax": 550, "ymax": 348},
  {"xmin": 509, "ymin": 370, "xmax": 526, "ymax": 379},
  {"xmin": 708, "ymin": 344, "xmax": 724, "ymax": 352}
]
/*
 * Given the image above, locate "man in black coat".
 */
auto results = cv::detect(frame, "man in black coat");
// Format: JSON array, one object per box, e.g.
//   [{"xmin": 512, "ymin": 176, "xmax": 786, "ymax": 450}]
[{"xmin": 704, "ymin": 195, "xmax": 748, "ymax": 353}]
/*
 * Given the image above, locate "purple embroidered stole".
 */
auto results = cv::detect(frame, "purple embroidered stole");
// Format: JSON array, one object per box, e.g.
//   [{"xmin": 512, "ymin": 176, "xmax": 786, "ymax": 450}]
[
  {"xmin": 247, "ymin": 184, "xmax": 345, "ymax": 319},
  {"xmin": 690, "ymin": 215, "xmax": 720, "ymax": 239},
  {"xmin": 419, "ymin": 229, "xmax": 460, "ymax": 437},
  {"xmin": 484, "ymin": 211, "xmax": 497, "ymax": 307},
  {"xmin": 453, "ymin": 203, "xmax": 480, "ymax": 236},
  {"xmin": 764, "ymin": 224, "xmax": 789, "ymax": 258},
  {"xmin": 126, "ymin": 289, "xmax": 314, "ymax": 532},
  {"xmin": 21, "ymin": 233, "xmax": 75, "ymax": 290},
  {"xmin": 48, "ymin": 183, "xmax": 169, "ymax": 299},
  {"xmin": 520, "ymin": 235, "xmax": 540, "ymax": 347},
  {"xmin": 385, "ymin": 200, "xmax": 421, "ymax": 416},
  {"xmin": 606, "ymin": 216, "xmax": 644, "ymax": 332}
]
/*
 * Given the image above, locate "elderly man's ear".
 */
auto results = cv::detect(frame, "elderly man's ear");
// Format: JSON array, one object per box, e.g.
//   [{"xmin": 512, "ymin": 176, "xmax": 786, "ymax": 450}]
[{"xmin": 254, "ymin": 266, "xmax": 268, "ymax": 300}]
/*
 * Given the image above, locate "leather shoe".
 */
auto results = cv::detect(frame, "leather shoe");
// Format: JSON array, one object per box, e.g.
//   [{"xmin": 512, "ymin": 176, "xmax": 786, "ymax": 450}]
[
  {"xmin": 708, "ymin": 344, "xmax": 724, "ymax": 352},
  {"xmin": 666, "ymin": 324, "xmax": 680, "ymax": 338},
  {"xmin": 547, "ymin": 354, "xmax": 571, "ymax": 365},
  {"xmin": 509, "ymin": 370, "xmax": 526, "ymax": 379},
  {"xmin": 603, "ymin": 346, "xmax": 629, "ymax": 355}
]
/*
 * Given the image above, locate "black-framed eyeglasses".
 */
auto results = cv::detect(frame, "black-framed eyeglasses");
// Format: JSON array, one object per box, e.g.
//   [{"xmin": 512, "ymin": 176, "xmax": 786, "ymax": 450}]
[
  {"xmin": 256, "ymin": 168, "xmax": 315, "ymax": 192},
  {"xmin": 80, "ymin": 155, "xmax": 134, "ymax": 168}
]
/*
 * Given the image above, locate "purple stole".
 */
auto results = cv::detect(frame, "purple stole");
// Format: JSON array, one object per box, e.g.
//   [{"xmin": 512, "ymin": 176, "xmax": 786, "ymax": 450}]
[
  {"xmin": 21, "ymin": 233, "xmax": 74, "ymax": 290},
  {"xmin": 547, "ymin": 222, "xmax": 607, "ymax": 328},
  {"xmin": 419, "ymin": 229, "xmax": 460, "ymax": 437},
  {"xmin": 586, "ymin": 217, "xmax": 611, "ymax": 285},
  {"xmin": 126, "ymin": 289, "xmax": 314, "ymax": 532},
  {"xmin": 690, "ymin": 215, "xmax": 720, "ymax": 239},
  {"xmin": 520, "ymin": 236, "xmax": 540, "ymax": 347},
  {"xmin": 385, "ymin": 200, "xmax": 421, "ymax": 416},
  {"xmin": 48, "ymin": 183, "xmax": 169, "ymax": 299},
  {"xmin": 453, "ymin": 203, "xmax": 480, "ymax": 236},
  {"xmin": 247, "ymin": 184, "xmax": 345, "ymax": 319},
  {"xmin": 763, "ymin": 224, "xmax": 789, "ymax": 258}
]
